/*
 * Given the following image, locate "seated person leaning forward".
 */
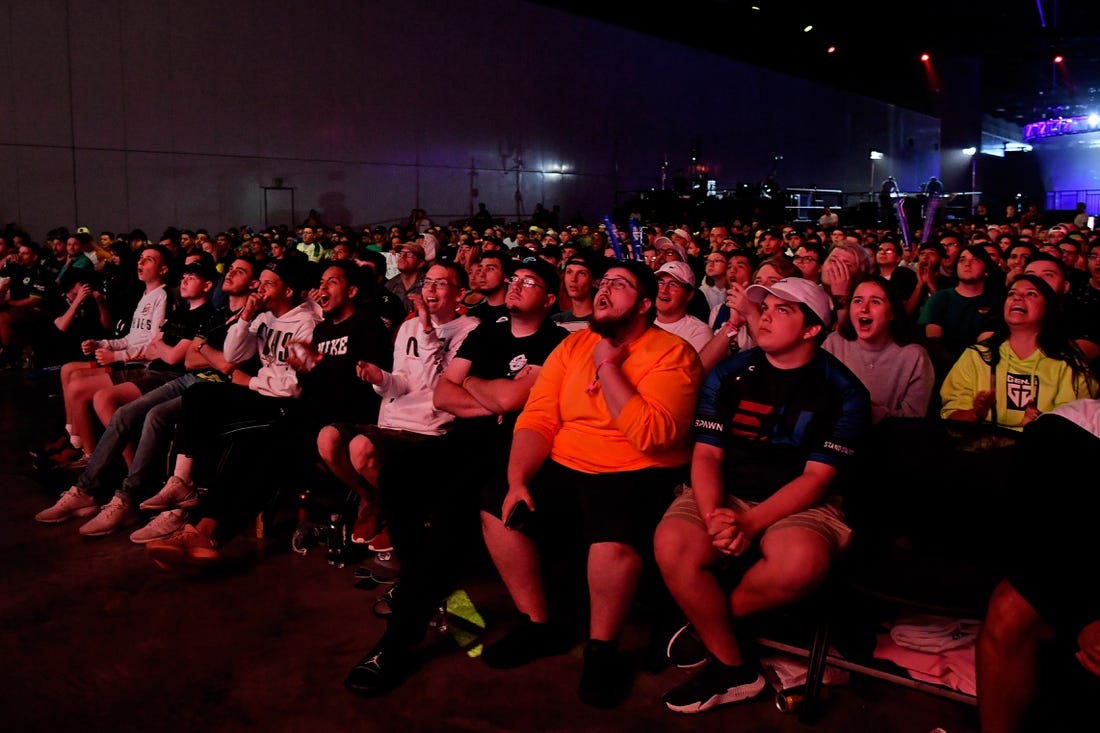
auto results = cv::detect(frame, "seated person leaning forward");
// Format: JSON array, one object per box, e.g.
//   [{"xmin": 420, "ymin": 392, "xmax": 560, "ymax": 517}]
[
  {"xmin": 480, "ymin": 259, "xmax": 703, "ymax": 708},
  {"xmin": 654, "ymin": 277, "xmax": 870, "ymax": 714}
]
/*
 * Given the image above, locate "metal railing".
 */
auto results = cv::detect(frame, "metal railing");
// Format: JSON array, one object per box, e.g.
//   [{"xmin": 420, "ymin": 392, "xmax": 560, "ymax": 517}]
[
  {"xmin": 1046, "ymin": 190, "xmax": 1100, "ymax": 213},
  {"xmin": 783, "ymin": 188, "xmax": 844, "ymax": 222}
]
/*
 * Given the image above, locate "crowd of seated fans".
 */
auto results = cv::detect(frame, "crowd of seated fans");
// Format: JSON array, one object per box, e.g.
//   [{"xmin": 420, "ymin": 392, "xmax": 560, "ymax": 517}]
[{"xmin": 9, "ymin": 203, "xmax": 1100, "ymax": 726}]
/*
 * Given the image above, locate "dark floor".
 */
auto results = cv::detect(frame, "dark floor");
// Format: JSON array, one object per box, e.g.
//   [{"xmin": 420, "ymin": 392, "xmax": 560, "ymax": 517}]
[{"xmin": 0, "ymin": 368, "xmax": 983, "ymax": 733}]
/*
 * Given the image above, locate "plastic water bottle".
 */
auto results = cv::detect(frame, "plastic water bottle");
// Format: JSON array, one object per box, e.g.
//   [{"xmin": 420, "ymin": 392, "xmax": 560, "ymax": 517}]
[{"xmin": 326, "ymin": 512, "xmax": 345, "ymax": 568}]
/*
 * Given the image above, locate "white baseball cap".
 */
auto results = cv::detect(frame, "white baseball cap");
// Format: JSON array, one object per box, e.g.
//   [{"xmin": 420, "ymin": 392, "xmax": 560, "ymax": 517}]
[
  {"xmin": 656, "ymin": 260, "xmax": 696, "ymax": 288},
  {"xmin": 746, "ymin": 277, "xmax": 833, "ymax": 328}
]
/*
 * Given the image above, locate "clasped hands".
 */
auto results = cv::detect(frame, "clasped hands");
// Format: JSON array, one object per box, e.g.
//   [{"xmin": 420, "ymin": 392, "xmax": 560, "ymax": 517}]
[{"xmin": 705, "ymin": 507, "xmax": 753, "ymax": 557}]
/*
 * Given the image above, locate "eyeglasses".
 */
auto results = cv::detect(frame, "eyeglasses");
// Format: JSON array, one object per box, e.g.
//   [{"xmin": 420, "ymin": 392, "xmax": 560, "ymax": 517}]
[
  {"xmin": 1088, "ymin": 254, "xmax": 1100, "ymax": 262},
  {"xmin": 596, "ymin": 277, "xmax": 637, "ymax": 293},
  {"xmin": 506, "ymin": 275, "xmax": 545, "ymax": 290},
  {"xmin": 396, "ymin": 250, "xmax": 419, "ymax": 258},
  {"xmin": 792, "ymin": 255, "xmax": 819, "ymax": 264},
  {"xmin": 421, "ymin": 278, "xmax": 453, "ymax": 289},
  {"xmin": 657, "ymin": 279, "xmax": 688, "ymax": 291},
  {"xmin": 877, "ymin": 248, "xmax": 898, "ymax": 255}
]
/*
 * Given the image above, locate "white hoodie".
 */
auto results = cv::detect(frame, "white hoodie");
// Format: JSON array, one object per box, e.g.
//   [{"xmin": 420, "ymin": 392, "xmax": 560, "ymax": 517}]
[
  {"xmin": 100, "ymin": 284, "xmax": 169, "ymax": 362},
  {"xmin": 223, "ymin": 299, "xmax": 323, "ymax": 398},
  {"xmin": 375, "ymin": 314, "xmax": 478, "ymax": 435}
]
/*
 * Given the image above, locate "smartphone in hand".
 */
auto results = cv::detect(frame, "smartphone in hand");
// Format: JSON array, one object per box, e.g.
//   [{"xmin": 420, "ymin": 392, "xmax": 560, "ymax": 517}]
[{"xmin": 504, "ymin": 501, "xmax": 532, "ymax": 530}]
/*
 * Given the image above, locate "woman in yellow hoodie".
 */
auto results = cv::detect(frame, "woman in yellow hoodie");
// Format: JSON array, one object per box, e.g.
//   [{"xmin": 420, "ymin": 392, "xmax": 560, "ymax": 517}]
[{"xmin": 940, "ymin": 273, "xmax": 1098, "ymax": 431}]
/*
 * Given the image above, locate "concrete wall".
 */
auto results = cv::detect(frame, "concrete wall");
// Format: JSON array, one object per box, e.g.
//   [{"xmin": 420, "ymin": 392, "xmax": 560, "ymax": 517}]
[{"xmin": 0, "ymin": 0, "xmax": 941, "ymax": 238}]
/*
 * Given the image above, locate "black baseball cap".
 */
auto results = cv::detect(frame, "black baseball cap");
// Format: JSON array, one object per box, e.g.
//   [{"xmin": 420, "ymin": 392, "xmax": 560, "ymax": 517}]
[{"xmin": 514, "ymin": 256, "xmax": 560, "ymax": 295}]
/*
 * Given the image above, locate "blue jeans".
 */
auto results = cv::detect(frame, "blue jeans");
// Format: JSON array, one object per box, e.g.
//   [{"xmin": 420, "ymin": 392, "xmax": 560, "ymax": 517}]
[{"xmin": 76, "ymin": 373, "xmax": 200, "ymax": 499}]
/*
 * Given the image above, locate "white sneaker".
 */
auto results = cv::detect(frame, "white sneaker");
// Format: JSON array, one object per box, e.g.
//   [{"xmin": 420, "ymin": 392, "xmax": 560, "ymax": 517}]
[
  {"xmin": 78, "ymin": 495, "xmax": 136, "ymax": 536},
  {"xmin": 129, "ymin": 508, "xmax": 188, "ymax": 544},
  {"xmin": 139, "ymin": 475, "xmax": 198, "ymax": 512},
  {"xmin": 35, "ymin": 486, "xmax": 98, "ymax": 524}
]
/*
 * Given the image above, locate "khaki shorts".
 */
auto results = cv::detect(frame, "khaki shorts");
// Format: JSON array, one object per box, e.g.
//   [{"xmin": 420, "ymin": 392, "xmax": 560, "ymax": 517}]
[{"xmin": 663, "ymin": 484, "xmax": 852, "ymax": 557}]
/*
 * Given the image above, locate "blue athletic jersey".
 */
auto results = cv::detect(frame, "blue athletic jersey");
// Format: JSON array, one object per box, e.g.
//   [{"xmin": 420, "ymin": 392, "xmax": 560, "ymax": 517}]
[{"xmin": 694, "ymin": 347, "xmax": 870, "ymax": 502}]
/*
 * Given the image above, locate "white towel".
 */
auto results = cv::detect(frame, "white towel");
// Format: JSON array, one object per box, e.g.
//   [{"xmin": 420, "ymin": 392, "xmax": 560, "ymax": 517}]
[{"xmin": 889, "ymin": 614, "xmax": 981, "ymax": 654}]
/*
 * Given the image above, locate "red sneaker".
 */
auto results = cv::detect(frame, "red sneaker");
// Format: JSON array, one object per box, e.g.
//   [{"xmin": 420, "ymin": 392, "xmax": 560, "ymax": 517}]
[
  {"xmin": 29, "ymin": 433, "xmax": 73, "ymax": 463},
  {"xmin": 367, "ymin": 527, "xmax": 393, "ymax": 554},
  {"xmin": 47, "ymin": 444, "xmax": 84, "ymax": 467},
  {"xmin": 147, "ymin": 524, "xmax": 220, "ymax": 570},
  {"xmin": 351, "ymin": 504, "xmax": 380, "ymax": 545}
]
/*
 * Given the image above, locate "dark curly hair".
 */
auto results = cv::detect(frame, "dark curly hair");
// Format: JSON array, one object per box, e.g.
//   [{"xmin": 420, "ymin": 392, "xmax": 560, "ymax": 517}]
[{"xmin": 972, "ymin": 273, "xmax": 1095, "ymax": 395}]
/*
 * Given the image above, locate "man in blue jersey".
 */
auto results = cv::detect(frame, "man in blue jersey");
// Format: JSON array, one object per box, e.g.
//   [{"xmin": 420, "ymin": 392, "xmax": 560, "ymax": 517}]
[{"xmin": 654, "ymin": 277, "xmax": 871, "ymax": 714}]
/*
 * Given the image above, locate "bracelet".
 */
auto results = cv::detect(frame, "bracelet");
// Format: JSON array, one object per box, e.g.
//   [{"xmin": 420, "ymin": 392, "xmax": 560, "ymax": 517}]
[{"xmin": 586, "ymin": 359, "xmax": 615, "ymax": 396}]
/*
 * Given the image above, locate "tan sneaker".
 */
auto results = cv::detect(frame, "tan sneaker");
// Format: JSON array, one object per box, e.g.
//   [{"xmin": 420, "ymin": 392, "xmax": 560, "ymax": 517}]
[
  {"xmin": 139, "ymin": 475, "xmax": 198, "ymax": 512},
  {"xmin": 35, "ymin": 486, "xmax": 98, "ymax": 524},
  {"xmin": 129, "ymin": 508, "xmax": 188, "ymax": 544},
  {"xmin": 78, "ymin": 495, "xmax": 137, "ymax": 536}
]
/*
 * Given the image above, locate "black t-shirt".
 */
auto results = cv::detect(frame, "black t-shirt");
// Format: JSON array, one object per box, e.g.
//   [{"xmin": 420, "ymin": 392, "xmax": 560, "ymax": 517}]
[
  {"xmin": 148, "ymin": 301, "xmax": 216, "ymax": 372},
  {"xmin": 299, "ymin": 309, "xmax": 394, "ymax": 429},
  {"xmin": 2, "ymin": 261, "xmax": 54, "ymax": 302},
  {"xmin": 885, "ymin": 265, "xmax": 918, "ymax": 302},
  {"xmin": 464, "ymin": 301, "xmax": 510, "ymax": 326},
  {"xmin": 361, "ymin": 286, "xmax": 408, "ymax": 340},
  {"xmin": 198, "ymin": 306, "xmax": 239, "ymax": 351},
  {"xmin": 33, "ymin": 291, "xmax": 109, "ymax": 364},
  {"xmin": 1067, "ymin": 280, "xmax": 1100, "ymax": 357},
  {"xmin": 452, "ymin": 317, "xmax": 568, "ymax": 442},
  {"xmin": 192, "ymin": 306, "xmax": 259, "ymax": 379}
]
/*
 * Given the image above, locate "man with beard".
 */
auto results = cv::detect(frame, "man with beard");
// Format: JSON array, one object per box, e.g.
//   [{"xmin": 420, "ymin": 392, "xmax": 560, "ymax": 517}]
[{"xmin": 475, "ymin": 259, "xmax": 703, "ymax": 709}]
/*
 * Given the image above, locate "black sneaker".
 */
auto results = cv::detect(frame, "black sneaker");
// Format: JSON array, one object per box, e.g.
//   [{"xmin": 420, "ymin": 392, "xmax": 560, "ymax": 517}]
[
  {"xmin": 482, "ymin": 613, "xmax": 570, "ymax": 669},
  {"xmin": 344, "ymin": 642, "xmax": 414, "ymax": 697},
  {"xmin": 666, "ymin": 623, "xmax": 708, "ymax": 669},
  {"xmin": 578, "ymin": 639, "xmax": 631, "ymax": 708},
  {"xmin": 372, "ymin": 583, "xmax": 399, "ymax": 619},
  {"xmin": 662, "ymin": 660, "xmax": 767, "ymax": 714}
]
